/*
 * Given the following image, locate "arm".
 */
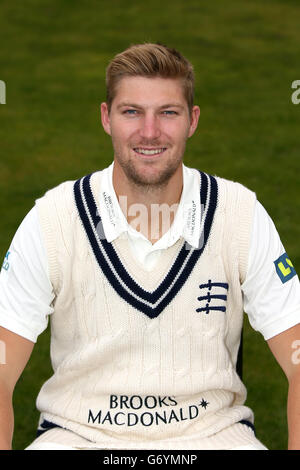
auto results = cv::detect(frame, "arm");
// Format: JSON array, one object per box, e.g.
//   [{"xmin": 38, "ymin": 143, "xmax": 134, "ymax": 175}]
[
  {"xmin": 0, "ymin": 326, "xmax": 34, "ymax": 450},
  {"xmin": 267, "ymin": 323, "xmax": 300, "ymax": 450},
  {"xmin": 0, "ymin": 206, "xmax": 54, "ymax": 449}
]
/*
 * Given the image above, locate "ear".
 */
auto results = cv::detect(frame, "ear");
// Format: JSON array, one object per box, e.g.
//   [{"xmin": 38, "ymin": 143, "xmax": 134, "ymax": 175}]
[
  {"xmin": 100, "ymin": 102, "xmax": 112, "ymax": 136},
  {"xmin": 188, "ymin": 105, "xmax": 200, "ymax": 138}
]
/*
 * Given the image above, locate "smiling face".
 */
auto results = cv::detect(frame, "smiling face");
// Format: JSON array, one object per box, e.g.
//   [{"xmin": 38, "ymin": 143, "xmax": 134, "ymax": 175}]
[{"xmin": 101, "ymin": 76, "xmax": 200, "ymax": 190}]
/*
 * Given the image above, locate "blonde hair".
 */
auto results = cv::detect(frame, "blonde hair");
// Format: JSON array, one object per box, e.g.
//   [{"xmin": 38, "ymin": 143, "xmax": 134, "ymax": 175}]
[{"xmin": 105, "ymin": 43, "xmax": 195, "ymax": 114}]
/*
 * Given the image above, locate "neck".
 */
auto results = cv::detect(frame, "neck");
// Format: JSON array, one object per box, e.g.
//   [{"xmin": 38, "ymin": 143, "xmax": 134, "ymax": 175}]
[{"xmin": 112, "ymin": 162, "xmax": 183, "ymax": 244}]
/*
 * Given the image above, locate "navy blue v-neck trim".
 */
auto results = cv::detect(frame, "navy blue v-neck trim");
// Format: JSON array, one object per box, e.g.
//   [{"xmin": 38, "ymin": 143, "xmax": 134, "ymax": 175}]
[{"xmin": 74, "ymin": 170, "xmax": 218, "ymax": 318}]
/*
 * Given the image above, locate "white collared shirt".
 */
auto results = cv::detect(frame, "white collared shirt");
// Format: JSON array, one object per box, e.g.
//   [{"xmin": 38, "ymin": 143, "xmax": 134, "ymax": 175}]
[
  {"xmin": 99, "ymin": 163, "xmax": 201, "ymax": 270},
  {"xmin": 0, "ymin": 163, "xmax": 299, "ymax": 342}
]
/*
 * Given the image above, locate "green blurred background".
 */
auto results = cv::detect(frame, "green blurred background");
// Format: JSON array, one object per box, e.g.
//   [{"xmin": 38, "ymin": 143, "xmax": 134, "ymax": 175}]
[{"xmin": 0, "ymin": 0, "xmax": 299, "ymax": 450}]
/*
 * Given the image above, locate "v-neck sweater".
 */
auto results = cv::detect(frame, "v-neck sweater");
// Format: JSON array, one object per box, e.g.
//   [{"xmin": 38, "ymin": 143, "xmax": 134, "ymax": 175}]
[{"xmin": 35, "ymin": 168, "xmax": 256, "ymax": 449}]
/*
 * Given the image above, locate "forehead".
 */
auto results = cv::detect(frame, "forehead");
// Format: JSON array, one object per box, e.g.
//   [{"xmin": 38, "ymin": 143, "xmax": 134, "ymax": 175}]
[{"xmin": 112, "ymin": 76, "xmax": 187, "ymax": 108}]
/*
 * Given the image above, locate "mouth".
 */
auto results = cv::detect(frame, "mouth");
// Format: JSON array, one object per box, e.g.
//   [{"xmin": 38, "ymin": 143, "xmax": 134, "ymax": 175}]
[{"xmin": 133, "ymin": 147, "xmax": 167, "ymax": 158}]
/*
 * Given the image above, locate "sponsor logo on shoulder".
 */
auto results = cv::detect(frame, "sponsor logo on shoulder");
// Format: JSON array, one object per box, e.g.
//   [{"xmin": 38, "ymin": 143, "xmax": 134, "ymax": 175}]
[{"xmin": 274, "ymin": 253, "xmax": 297, "ymax": 284}]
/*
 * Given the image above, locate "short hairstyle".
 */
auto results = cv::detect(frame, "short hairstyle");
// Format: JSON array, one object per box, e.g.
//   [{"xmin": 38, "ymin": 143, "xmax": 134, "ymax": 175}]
[{"xmin": 105, "ymin": 43, "xmax": 195, "ymax": 114}]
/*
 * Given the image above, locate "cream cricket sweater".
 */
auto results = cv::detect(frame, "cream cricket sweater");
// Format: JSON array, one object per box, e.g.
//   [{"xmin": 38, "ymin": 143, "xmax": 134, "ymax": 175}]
[{"xmin": 35, "ymin": 169, "xmax": 256, "ymax": 449}]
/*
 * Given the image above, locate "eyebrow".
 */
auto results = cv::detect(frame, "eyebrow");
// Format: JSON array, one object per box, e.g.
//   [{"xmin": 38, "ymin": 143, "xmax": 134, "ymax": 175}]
[{"xmin": 116, "ymin": 102, "xmax": 185, "ymax": 110}]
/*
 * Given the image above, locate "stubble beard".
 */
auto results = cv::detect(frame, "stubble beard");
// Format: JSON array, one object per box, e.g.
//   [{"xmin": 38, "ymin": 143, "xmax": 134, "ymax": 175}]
[{"xmin": 115, "ymin": 146, "xmax": 186, "ymax": 195}]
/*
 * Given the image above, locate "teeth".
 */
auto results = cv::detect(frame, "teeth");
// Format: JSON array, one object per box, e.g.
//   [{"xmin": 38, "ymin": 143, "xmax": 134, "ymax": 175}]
[{"xmin": 135, "ymin": 148, "xmax": 165, "ymax": 155}]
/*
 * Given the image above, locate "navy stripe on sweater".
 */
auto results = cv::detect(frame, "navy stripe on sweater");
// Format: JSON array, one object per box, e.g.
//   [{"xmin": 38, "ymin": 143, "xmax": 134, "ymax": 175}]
[{"xmin": 73, "ymin": 170, "xmax": 218, "ymax": 318}]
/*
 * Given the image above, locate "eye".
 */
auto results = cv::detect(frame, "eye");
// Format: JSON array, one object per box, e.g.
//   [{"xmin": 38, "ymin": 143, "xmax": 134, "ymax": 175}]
[
  {"xmin": 162, "ymin": 110, "xmax": 178, "ymax": 116},
  {"xmin": 123, "ymin": 109, "xmax": 138, "ymax": 115}
]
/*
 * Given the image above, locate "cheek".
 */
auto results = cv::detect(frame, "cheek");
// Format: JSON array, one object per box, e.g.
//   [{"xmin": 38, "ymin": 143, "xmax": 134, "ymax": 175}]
[
  {"xmin": 111, "ymin": 121, "xmax": 138, "ymax": 144},
  {"xmin": 162, "ymin": 120, "xmax": 190, "ymax": 142}
]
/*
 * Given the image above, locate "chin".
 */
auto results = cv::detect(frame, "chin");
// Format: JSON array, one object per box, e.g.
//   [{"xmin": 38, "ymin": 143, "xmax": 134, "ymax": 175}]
[{"xmin": 129, "ymin": 167, "xmax": 178, "ymax": 189}]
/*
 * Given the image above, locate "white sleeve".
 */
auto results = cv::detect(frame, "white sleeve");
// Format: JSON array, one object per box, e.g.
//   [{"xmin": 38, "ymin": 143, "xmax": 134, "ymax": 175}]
[
  {"xmin": 242, "ymin": 200, "xmax": 300, "ymax": 340},
  {"xmin": 0, "ymin": 206, "xmax": 55, "ymax": 343}
]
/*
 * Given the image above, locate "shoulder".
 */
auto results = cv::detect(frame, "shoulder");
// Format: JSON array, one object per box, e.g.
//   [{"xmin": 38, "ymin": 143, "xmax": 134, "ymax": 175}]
[
  {"xmin": 199, "ymin": 171, "xmax": 257, "ymax": 282},
  {"xmin": 35, "ymin": 178, "xmax": 76, "ymax": 215},
  {"xmin": 192, "ymin": 169, "xmax": 257, "ymax": 215},
  {"xmin": 214, "ymin": 173, "xmax": 256, "ymax": 202},
  {"xmin": 187, "ymin": 167, "xmax": 257, "ymax": 235},
  {"xmin": 35, "ymin": 170, "xmax": 104, "ymax": 211},
  {"xmin": 189, "ymin": 166, "xmax": 256, "ymax": 198}
]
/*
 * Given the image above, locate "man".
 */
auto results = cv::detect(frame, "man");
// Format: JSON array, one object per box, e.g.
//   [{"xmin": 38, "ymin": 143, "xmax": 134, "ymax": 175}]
[{"xmin": 0, "ymin": 43, "xmax": 300, "ymax": 450}]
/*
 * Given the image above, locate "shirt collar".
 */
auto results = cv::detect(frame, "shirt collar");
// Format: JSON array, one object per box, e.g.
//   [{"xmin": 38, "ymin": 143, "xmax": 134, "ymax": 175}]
[{"xmin": 98, "ymin": 161, "xmax": 201, "ymax": 249}]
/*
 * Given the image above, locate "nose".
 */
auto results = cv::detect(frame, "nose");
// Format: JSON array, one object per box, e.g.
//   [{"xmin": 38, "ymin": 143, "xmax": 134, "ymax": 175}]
[{"xmin": 139, "ymin": 112, "xmax": 161, "ymax": 141}]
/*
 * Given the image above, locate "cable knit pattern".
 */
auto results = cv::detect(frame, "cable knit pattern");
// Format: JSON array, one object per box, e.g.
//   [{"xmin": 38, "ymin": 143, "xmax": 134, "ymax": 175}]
[{"xmin": 35, "ymin": 169, "xmax": 257, "ymax": 449}]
